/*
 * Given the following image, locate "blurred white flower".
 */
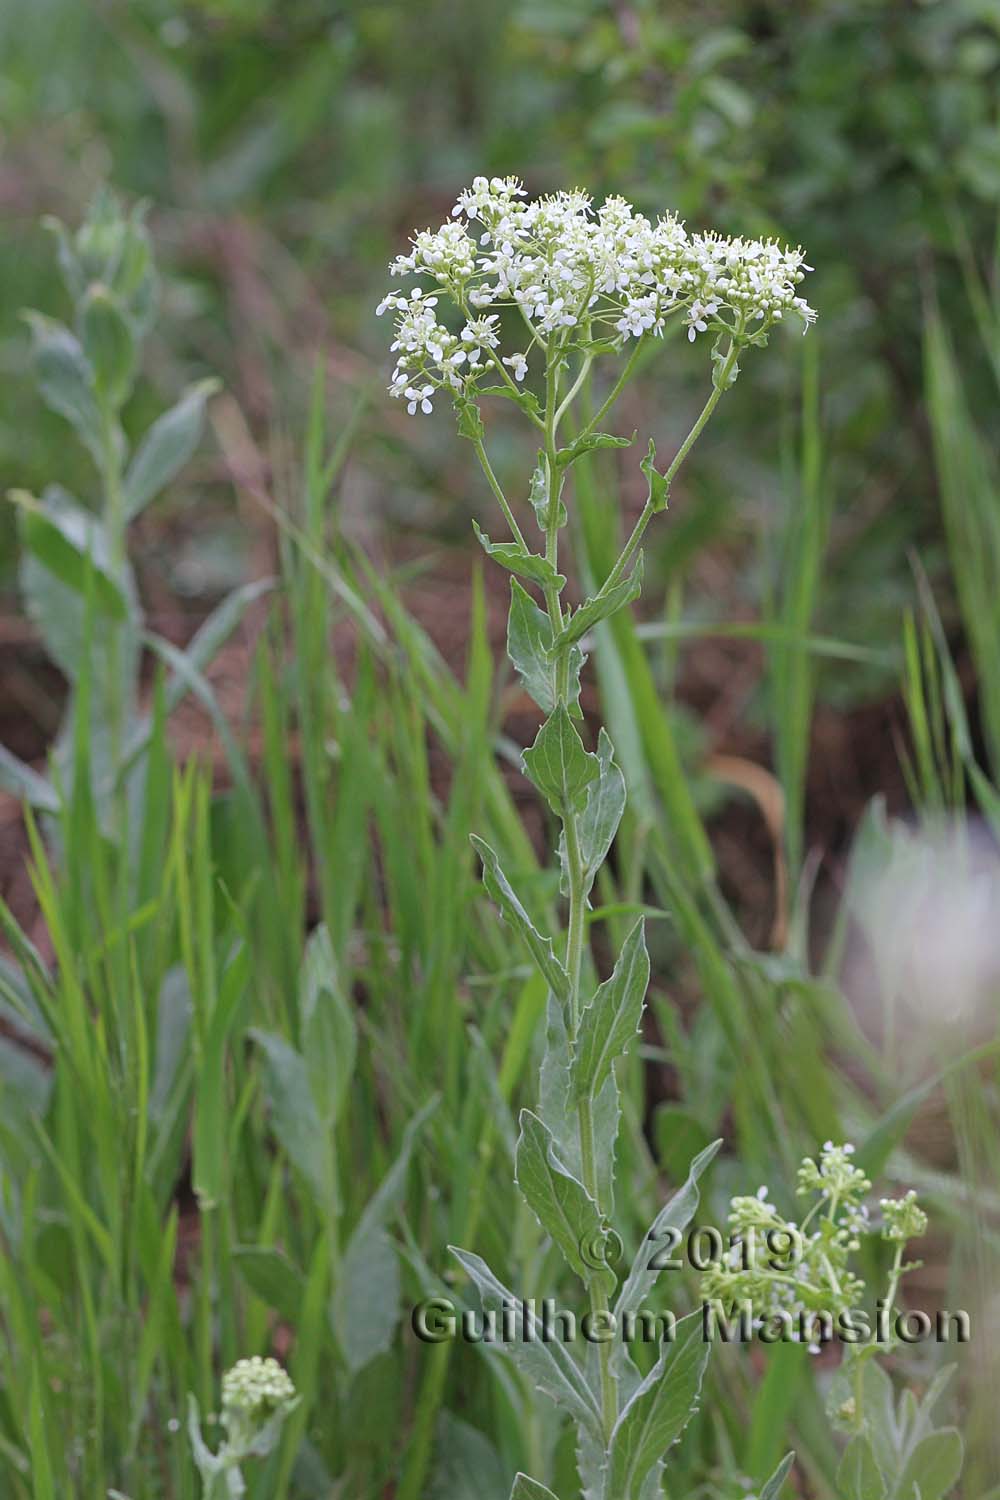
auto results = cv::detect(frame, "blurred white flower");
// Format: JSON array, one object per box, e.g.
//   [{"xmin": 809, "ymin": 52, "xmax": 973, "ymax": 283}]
[{"xmin": 846, "ymin": 815, "xmax": 1000, "ymax": 1033}]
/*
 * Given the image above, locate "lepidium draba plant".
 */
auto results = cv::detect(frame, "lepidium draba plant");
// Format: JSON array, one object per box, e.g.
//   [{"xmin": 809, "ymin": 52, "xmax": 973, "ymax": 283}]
[{"xmin": 378, "ymin": 177, "xmax": 816, "ymax": 1499}]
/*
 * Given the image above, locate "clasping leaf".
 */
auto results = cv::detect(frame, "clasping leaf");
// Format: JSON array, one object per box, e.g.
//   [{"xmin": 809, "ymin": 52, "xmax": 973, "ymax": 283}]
[
  {"xmin": 572, "ymin": 918, "xmax": 649, "ymax": 1104},
  {"xmin": 606, "ymin": 1312, "xmax": 710, "ymax": 1499},
  {"xmin": 471, "ymin": 836, "xmax": 569, "ymax": 1001},
  {"xmin": 507, "ymin": 579, "xmax": 584, "ymax": 718},
  {"xmin": 473, "ymin": 522, "xmax": 566, "ymax": 591},
  {"xmin": 515, "ymin": 1109, "xmax": 614, "ymax": 1292},
  {"xmin": 522, "ymin": 705, "xmax": 598, "ymax": 817},
  {"xmin": 550, "ymin": 555, "xmax": 643, "ymax": 652}
]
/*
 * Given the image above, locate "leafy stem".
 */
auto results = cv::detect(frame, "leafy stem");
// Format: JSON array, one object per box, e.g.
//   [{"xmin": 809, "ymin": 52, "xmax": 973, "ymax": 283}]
[
  {"xmin": 472, "ymin": 434, "xmax": 531, "ymax": 553},
  {"xmin": 594, "ymin": 336, "xmax": 741, "ymax": 604}
]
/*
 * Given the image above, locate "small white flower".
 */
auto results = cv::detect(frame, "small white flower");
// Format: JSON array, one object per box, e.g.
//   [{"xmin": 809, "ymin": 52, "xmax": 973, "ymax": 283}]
[
  {"xmin": 503, "ymin": 351, "xmax": 528, "ymax": 382},
  {"xmin": 405, "ymin": 385, "xmax": 434, "ymax": 415}
]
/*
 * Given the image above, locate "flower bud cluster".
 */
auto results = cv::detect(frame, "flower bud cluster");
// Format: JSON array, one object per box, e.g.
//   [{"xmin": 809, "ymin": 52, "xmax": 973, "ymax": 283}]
[
  {"xmin": 221, "ymin": 1356, "xmax": 297, "ymax": 1450},
  {"xmin": 700, "ymin": 1144, "xmax": 926, "ymax": 1356},
  {"xmin": 377, "ymin": 176, "xmax": 816, "ymax": 414},
  {"xmin": 880, "ymin": 1189, "xmax": 928, "ymax": 1243}
]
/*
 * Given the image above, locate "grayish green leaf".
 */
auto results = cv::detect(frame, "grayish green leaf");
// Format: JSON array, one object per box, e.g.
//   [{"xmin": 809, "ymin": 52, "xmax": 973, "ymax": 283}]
[
  {"xmin": 507, "ymin": 579, "xmax": 584, "ymax": 717},
  {"xmin": 575, "ymin": 729, "xmax": 626, "ymax": 891},
  {"xmin": 510, "ymin": 1478, "xmax": 560, "ymax": 1500},
  {"xmin": 572, "ymin": 918, "xmax": 648, "ymax": 1103},
  {"xmin": 558, "ymin": 430, "xmax": 636, "ymax": 468},
  {"xmin": 333, "ymin": 1097, "xmax": 436, "ymax": 1374},
  {"xmin": 232, "ymin": 1246, "xmax": 304, "ymax": 1324},
  {"xmin": 640, "ymin": 440, "xmax": 669, "ymax": 513},
  {"xmin": 471, "ymin": 836, "xmax": 569, "ymax": 1001},
  {"xmin": 836, "ymin": 1437, "xmax": 886, "ymax": 1500},
  {"xmin": 299, "ymin": 923, "xmax": 356, "ymax": 1130},
  {"xmin": 515, "ymin": 1109, "xmax": 611, "ymax": 1288},
  {"xmin": 14, "ymin": 488, "xmax": 131, "ymax": 623},
  {"xmin": 522, "ymin": 705, "xmax": 598, "ymax": 817},
  {"xmin": 80, "ymin": 285, "xmax": 135, "ymax": 407},
  {"xmin": 473, "ymin": 522, "xmax": 566, "ymax": 590},
  {"xmin": 124, "ymin": 379, "xmax": 220, "ymax": 519},
  {"xmin": 250, "ymin": 1029, "xmax": 331, "ymax": 1207},
  {"xmin": 552, "ymin": 555, "xmax": 643, "ymax": 651},
  {"xmin": 23, "ymin": 313, "xmax": 102, "ymax": 464},
  {"xmin": 606, "ymin": 1312, "xmax": 709, "ymax": 1498},
  {"xmin": 427, "ymin": 1413, "xmax": 508, "ymax": 1500},
  {"xmin": 759, "ymin": 1452, "xmax": 796, "ymax": 1500},
  {"xmin": 448, "ymin": 1247, "xmax": 603, "ymax": 1441},
  {"xmin": 896, "ymin": 1430, "xmax": 963, "ymax": 1500},
  {"xmin": 528, "ymin": 458, "xmax": 565, "ymax": 531},
  {"xmin": 539, "ymin": 993, "xmax": 619, "ymax": 1216},
  {"xmin": 613, "ymin": 1139, "xmax": 721, "ymax": 1371}
]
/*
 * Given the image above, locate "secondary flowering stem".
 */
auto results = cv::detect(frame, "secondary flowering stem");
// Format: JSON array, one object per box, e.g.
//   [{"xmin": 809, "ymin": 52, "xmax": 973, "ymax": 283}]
[
  {"xmin": 472, "ymin": 436, "xmax": 530, "ymax": 553},
  {"xmin": 594, "ymin": 338, "xmax": 740, "ymax": 604},
  {"xmin": 576, "ymin": 336, "xmax": 648, "ymax": 444}
]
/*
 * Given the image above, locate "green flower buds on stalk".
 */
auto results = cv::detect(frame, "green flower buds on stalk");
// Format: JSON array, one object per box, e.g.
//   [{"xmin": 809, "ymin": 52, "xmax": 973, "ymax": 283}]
[{"xmin": 380, "ymin": 177, "xmax": 816, "ymax": 1500}]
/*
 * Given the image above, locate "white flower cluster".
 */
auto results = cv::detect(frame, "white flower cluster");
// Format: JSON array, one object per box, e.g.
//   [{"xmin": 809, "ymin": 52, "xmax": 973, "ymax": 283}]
[{"xmin": 377, "ymin": 175, "xmax": 816, "ymax": 414}]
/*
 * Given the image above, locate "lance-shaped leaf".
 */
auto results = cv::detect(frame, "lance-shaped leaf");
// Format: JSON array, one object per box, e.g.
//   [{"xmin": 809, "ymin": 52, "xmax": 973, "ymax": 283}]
[
  {"xmin": 539, "ymin": 993, "xmax": 619, "ymax": 1217},
  {"xmin": 428, "ymin": 1413, "xmax": 508, "ymax": 1500},
  {"xmin": 473, "ymin": 523, "xmax": 565, "ymax": 591},
  {"xmin": 551, "ymin": 554, "xmax": 643, "ymax": 651},
  {"xmin": 251, "ymin": 1030, "xmax": 331, "ymax": 1208},
  {"xmin": 471, "ymin": 837, "xmax": 569, "ymax": 1001},
  {"xmin": 576, "ymin": 1425, "xmax": 610, "ymax": 1500},
  {"xmin": 511, "ymin": 1478, "xmax": 560, "ymax": 1500},
  {"xmin": 575, "ymin": 729, "xmax": 626, "ymax": 890},
  {"xmin": 836, "ymin": 1437, "xmax": 886, "ymax": 1500},
  {"xmin": 895, "ymin": 1431, "xmax": 962, "ymax": 1500},
  {"xmin": 13, "ymin": 488, "xmax": 130, "ymax": 621},
  {"xmin": 606, "ymin": 1312, "xmax": 709, "ymax": 1499},
  {"xmin": 124, "ymin": 378, "xmax": 220, "ymax": 519},
  {"xmin": 528, "ymin": 458, "xmax": 566, "ymax": 532},
  {"xmin": 507, "ymin": 579, "xmax": 584, "ymax": 718},
  {"xmin": 299, "ymin": 923, "xmax": 356, "ymax": 1131},
  {"xmin": 515, "ymin": 1110, "xmax": 612, "ymax": 1290},
  {"xmin": 333, "ymin": 1097, "xmax": 437, "ymax": 1374},
  {"xmin": 522, "ymin": 705, "xmax": 598, "ymax": 817},
  {"xmin": 572, "ymin": 919, "xmax": 649, "ymax": 1103},
  {"xmin": 23, "ymin": 313, "xmax": 102, "ymax": 465},
  {"xmin": 759, "ymin": 1454, "xmax": 796, "ymax": 1500},
  {"xmin": 557, "ymin": 430, "xmax": 636, "ymax": 469},
  {"xmin": 80, "ymin": 284, "xmax": 135, "ymax": 407},
  {"xmin": 613, "ymin": 1139, "xmax": 722, "ymax": 1358},
  {"xmin": 449, "ymin": 1247, "xmax": 603, "ymax": 1441}
]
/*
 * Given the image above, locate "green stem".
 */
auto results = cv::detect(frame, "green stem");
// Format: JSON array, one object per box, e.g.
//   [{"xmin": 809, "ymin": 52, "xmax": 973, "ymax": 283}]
[
  {"xmin": 591, "ymin": 337, "xmax": 741, "ymax": 604},
  {"xmin": 471, "ymin": 435, "xmax": 530, "ymax": 552},
  {"xmin": 575, "ymin": 337, "xmax": 647, "ymax": 444},
  {"xmin": 543, "ymin": 351, "xmax": 618, "ymax": 1443},
  {"xmin": 659, "ymin": 339, "xmax": 738, "ymax": 491}
]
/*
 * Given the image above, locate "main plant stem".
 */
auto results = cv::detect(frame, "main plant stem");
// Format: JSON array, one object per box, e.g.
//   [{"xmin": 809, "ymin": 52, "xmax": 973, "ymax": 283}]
[
  {"xmin": 469, "ymin": 335, "xmax": 742, "ymax": 1451},
  {"xmin": 542, "ymin": 360, "xmax": 619, "ymax": 1444}
]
